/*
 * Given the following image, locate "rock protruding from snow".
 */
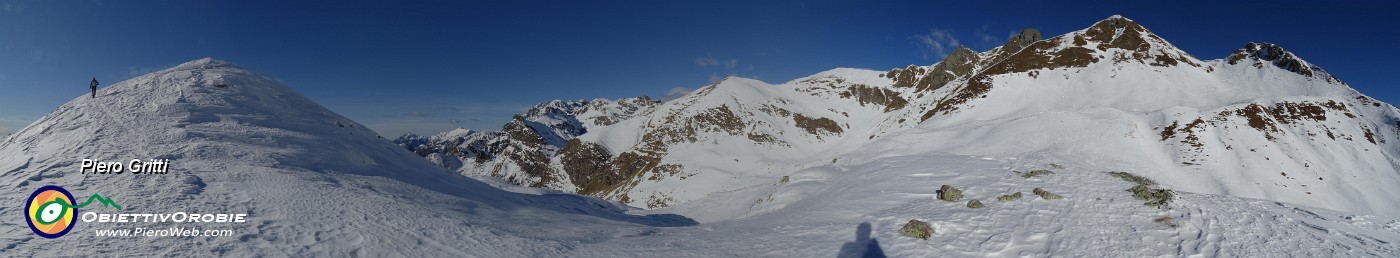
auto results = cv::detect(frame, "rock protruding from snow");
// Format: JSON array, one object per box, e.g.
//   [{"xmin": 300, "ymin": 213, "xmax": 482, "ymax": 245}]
[
  {"xmin": 899, "ymin": 219, "xmax": 934, "ymax": 239},
  {"xmin": 1003, "ymin": 28, "xmax": 1043, "ymax": 54},
  {"xmin": 1226, "ymin": 42, "xmax": 1341, "ymax": 83}
]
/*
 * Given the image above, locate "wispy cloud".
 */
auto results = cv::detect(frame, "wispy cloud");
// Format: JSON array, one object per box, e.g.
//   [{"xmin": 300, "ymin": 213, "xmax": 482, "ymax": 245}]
[
  {"xmin": 352, "ymin": 103, "xmax": 531, "ymax": 137},
  {"xmin": 694, "ymin": 55, "xmax": 719, "ymax": 66},
  {"xmin": 913, "ymin": 29, "xmax": 960, "ymax": 59},
  {"xmin": 695, "ymin": 54, "xmax": 738, "ymax": 69},
  {"xmin": 695, "ymin": 54, "xmax": 751, "ymax": 84},
  {"xmin": 661, "ymin": 86, "xmax": 691, "ymax": 101},
  {"xmin": 974, "ymin": 25, "xmax": 1001, "ymax": 50},
  {"xmin": 397, "ymin": 111, "xmax": 433, "ymax": 118}
]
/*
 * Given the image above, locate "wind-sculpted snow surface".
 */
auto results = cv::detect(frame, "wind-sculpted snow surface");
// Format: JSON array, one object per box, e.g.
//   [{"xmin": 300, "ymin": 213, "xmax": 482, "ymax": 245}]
[
  {"xmin": 574, "ymin": 154, "xmax": 1400, "ymax": 257},
  {"xmin": 0, "ymin": 58, "xmax": 693, "ymax": 256}
]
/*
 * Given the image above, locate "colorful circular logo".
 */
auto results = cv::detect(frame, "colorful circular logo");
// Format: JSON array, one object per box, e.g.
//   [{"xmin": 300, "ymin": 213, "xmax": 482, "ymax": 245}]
[{"xmin": 26, "ymin": 185, "xmax": 77, "ymax": 238}]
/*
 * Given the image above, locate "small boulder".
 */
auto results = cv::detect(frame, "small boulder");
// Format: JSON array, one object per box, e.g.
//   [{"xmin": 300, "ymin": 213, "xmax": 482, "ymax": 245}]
[
  {"xmin": 1021, "ymin": 169, "xmax": 1054, "ymax": 178},
  {"xmin": 899, "ymin": 219, "xmax": 934, "ymax": 240},
  {"xmin": 997, "ymin": 192, "xmax": 1023, "ymax": 201},
  {"xmin": 966, "ymin": 199, "xmax": 984, "ymax": 208},
  {"xmin": 937, "ymin": 185, "xmax": 963, "ymax": 202},
  {"xmin": 1033, "ymin": 188, "xmax": 1062, "ymax": 200}
]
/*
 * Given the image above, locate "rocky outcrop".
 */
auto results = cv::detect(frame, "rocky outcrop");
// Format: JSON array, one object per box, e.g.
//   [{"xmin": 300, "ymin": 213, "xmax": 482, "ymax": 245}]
[
  {"xmin": 1227, "ymin": 42, "xmax": 1341, "ymax": 83},
  {"xmin": 979, "ymin": 28, "xmax": 1045, "ymax": 69},
  {"xmin": 560, "ymin": 139, "xmax": 613, "ymax": 193},
  {"xmin": 394, "ymin": 97, "xmax": 660, "ymax": 189},
  {"xmin": 922, "ymin": 16, "xmax": 1204, "ymax": 122},
  {"xmin": 793, "ymin": 114, "xmax": 843, "ymax": 136},
  {"xmin": 839, "ymin": 84, "xmax": 909, "ymax": 112},
  {"xmin": 919, "ymin": 46, "xmax": 980, "ymax": 93},
  {"xmin": 1002, "ymin": 28, "xmax": 1042, "ymax": 56}
]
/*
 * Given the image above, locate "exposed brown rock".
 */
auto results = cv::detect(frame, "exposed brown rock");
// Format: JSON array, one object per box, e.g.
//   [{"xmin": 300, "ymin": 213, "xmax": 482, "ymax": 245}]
[
  {"xmin": 917, "ymin": 46, "xmax": 980, "ymax": 93},
  {"xmin": 560, "ymin": 139, "xmax": 614, "ymax": 194},
  {"xmin": 693, "ymin": 105, "xmax": 745, "ymax": 135},
  {"xmin": 794, "ymin": 114, "xmax": 843, "ymax": 135},
  {"xmin": 1083, "ymin": 16, "xmax": 1149, "ymax": 51},
  {"xmin": 980, "ymin": 27, "xmax": 1046, "ymax": 69},
  {"xmin": 747, "ymin": 133, "xmax": 780, "ymax": 144},
  {"xmin": 604, "ymin": 150, "xmax": 661, "ymax": 196},
  {"xmin": 922, "ymin": 40, "xmax": 1098, "ymax": 121},
  {"xmin": 885, "ymin": 65, "xmax": 926, "ymax": 89},
  {"xmin": 1160, "ymin": 121, "xmax": 1179, "ymax": 141},
  {"xmin": 759, "ymin": 104, "xmax": 792, "ymax": 117},
  {"xmin": 1004, "ymin": 28, "xmax": 1043, "ymax": 53},
  {"xmin": 499, "ymin": 117, "xmax": 556, "ymax": 187},
  {"xmin": 1231, "ymin": 101, "xmax": 1336, "ymax": 141},
  {"xmin": 1364, "ymin": 127, "xmax": 1377, "ymax": 144},
  {"xmin": 1226, "ymin": 42, "xmax": 1341, "ymax": 83},
  {"xmin": 1180, "ymin": 118, "xmax": 1207, "ymax": 149},
  {"xmin": 839, "ymin": 84, "xmax": 910, "ymax": 112}
]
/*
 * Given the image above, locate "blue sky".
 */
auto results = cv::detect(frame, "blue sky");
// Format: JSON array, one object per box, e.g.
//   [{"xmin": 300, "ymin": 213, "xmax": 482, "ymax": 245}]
[{"xmin": 1, "ymin": 1, "xmax": 1397, "ymax": 137}]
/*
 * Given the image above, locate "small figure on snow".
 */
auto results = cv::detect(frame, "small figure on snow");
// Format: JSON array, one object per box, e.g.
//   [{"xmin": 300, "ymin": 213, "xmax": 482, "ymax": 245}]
[{"xmin": 89, "ymin": 78, "xmax": 99, "ymax": 98}]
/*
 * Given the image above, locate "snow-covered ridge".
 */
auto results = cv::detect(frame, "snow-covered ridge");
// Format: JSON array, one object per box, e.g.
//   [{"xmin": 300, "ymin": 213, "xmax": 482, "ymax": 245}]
[{"xmin": 0, "ymin": 58, "xmax": 694, "ymax": 256}]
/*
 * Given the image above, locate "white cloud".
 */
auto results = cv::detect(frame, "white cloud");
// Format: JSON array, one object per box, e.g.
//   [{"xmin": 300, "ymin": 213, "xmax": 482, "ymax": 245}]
[
  {"xmin": 661, "ymin": 87, "xmax": 692, "ymax": 102},
  {"xmin": 913, "ymin": 29, "xmax": 960, "ymax": 59},
  {"xmin": 695, "ymin": 55, "xmax": 719, "ymax": 66}
]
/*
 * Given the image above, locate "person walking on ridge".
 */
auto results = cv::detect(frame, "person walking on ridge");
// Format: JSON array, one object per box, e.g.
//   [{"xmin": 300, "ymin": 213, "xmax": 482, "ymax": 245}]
[{"xmin": 90, "ymin": 78, "xmax": 99, "ymax": 98}]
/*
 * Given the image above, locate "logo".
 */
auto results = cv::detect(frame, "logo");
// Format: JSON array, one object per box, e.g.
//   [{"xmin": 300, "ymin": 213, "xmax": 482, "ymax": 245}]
[{"xmin": 24, "ymin": 185, "xmax": 120, "ymax": 238}]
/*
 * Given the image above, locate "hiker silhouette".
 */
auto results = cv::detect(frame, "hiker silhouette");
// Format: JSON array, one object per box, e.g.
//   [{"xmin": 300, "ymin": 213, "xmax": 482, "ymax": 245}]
[{"xmin": 89, "ymin": 78, "xmax": 99, "ymax": 98}]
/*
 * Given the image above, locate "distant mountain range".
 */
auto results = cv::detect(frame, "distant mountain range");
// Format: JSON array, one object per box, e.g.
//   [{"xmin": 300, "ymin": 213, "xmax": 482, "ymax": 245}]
[{"xmin": 398, "ymin": 15, "xmax": 1400, "ymax": 216}]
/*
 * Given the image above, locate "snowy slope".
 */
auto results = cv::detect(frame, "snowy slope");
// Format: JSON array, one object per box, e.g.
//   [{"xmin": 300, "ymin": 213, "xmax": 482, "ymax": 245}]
[
  {"xmin": 578, "ymin": 153, "xmax": 1400, "ymax": 257},
  {"xmin": 0, "ymin": 58, "xmax": 693, "ymax": 256}
]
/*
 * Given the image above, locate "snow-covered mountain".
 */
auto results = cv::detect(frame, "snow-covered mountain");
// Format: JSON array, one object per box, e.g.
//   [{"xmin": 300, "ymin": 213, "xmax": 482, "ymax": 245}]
[
  {"xmin": 409, "ymin": 15, "xmax": 1400, "ymax": 218},
  {"xmin": 395, "ymin": 97, "xmax": 660, "ymax": 189},
  {"xmin": 0, "ymin": 58, "xmax": 692, "ymax": 256}
]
